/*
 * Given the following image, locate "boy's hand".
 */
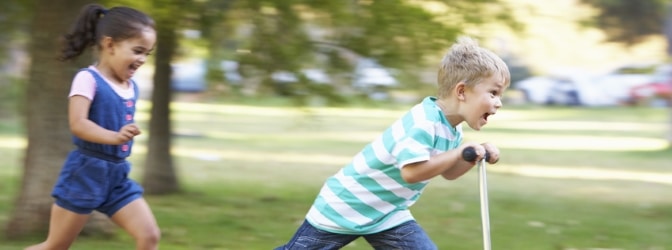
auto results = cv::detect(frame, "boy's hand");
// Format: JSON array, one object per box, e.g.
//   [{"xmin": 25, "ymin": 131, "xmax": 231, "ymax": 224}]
[
  {"xmin": 460, "ymin": 143, "xmax": 488, "ymax": 163},
  {"xmin": 480, "ymin": 142, "xmax": 500, "ymax": 164},
  {"xmin": 115, "ymin": 123, "xmax": 141, "ymax": 144}
]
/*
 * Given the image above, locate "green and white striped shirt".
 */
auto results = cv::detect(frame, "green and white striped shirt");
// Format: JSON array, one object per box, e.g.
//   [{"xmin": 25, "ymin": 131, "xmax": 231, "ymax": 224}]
[{"xmin": 306, "ymin": 96, "xmax": 463, "ymax": 234}]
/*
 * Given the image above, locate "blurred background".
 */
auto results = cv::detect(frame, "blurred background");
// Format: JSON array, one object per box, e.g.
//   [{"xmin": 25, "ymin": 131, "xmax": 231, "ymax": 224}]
[{"xmin": 0, "ymin": 0, "xmax": 671, "ymax": 249}]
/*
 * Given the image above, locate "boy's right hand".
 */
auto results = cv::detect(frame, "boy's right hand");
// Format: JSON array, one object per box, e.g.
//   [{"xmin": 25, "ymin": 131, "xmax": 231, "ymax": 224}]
[
  {"xmin": 115, "ymin": 123, "xmax": 141, "ymax": 144},
  {"xmin": 459, "ymin": 143, "xmax": 488, "ymax": 163}
]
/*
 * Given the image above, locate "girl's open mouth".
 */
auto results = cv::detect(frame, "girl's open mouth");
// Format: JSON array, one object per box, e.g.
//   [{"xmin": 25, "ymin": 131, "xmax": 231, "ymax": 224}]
[{"xmin": 128, "ymin": 64, "xmax": 139, "ymax": 76}]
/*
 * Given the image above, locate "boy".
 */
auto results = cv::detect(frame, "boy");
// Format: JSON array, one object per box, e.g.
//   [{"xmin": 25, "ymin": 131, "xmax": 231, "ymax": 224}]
[{"xmin": 275, "ymin": 37, "xmax": 510, "ymax": 250}]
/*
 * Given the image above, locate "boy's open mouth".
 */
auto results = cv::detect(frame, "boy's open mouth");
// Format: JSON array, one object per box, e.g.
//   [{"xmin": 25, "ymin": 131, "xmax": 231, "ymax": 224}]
[{"xmin": 482, "ymin": 113, "xmax": 490, "ymax": 122}]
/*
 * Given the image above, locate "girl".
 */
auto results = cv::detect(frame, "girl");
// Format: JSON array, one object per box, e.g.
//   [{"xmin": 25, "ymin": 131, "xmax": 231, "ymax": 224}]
[{"xmin": 26, "ymin": 4, "xmax": 160, "ymax": 250}]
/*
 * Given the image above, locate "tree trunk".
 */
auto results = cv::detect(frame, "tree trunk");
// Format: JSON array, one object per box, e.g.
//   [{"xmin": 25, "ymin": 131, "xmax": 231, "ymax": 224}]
[
  {"xmin": 141, "ymin": 0, "xmax": 182, "ymax": 194},
  {"xmin": 5, "ymin": 0, "xmax": 115, "ymax": 239}
]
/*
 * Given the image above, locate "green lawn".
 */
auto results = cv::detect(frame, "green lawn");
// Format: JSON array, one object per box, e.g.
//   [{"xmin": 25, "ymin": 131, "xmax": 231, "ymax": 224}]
[{"xmin": 0, "ymin": 102, "xmax": 670, "ymax": 250}]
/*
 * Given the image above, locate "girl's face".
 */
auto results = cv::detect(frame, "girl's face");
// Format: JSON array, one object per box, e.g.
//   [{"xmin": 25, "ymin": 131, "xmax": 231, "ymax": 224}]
[
  {"xmin": 461, "ymin": 75, "xmax": 506, "ymax": 131},
  {"xmin": 106, "ymin": 27, "xmax": 156, "ymax": 83}
]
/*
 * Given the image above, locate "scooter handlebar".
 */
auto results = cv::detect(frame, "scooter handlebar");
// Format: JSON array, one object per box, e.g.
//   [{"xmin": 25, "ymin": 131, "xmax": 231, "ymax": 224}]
[{"xmin": 462, "ymin": 146, "xmax": 491, "ymax": 162}]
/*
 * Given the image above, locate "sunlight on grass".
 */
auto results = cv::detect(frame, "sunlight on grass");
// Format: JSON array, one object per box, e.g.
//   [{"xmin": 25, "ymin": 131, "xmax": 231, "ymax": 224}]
[
  {"xmin": 0, "ymin": 136, "xmax": 25, "ymax": 149},
  {"xmin": 205, "ymin": 131, "xmax": 379, "ymax": 143},
  {"xmin": 133, "ymin": 145, "xmax": 353, "ymax": 165},
  {"xmin": 468, "ymin": 133, "xmax": 668, "ymax": 151},
  {"xmin": 495, "ymin": 164, "xmax": 672, "ymax": 186},
  {"xmin": 139, "ymin": 100, "xmax": 406, "ymax": 118},
  {"xmin": 489, "ymin": 121, "xmax": 665, "ymax": 132}
]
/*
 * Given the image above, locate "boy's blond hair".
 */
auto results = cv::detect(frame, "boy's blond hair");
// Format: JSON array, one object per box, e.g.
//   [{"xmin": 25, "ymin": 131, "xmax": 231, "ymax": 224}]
[{"xmin": 437, "ymin": 37, "xmax": 510, "ymax": 98}]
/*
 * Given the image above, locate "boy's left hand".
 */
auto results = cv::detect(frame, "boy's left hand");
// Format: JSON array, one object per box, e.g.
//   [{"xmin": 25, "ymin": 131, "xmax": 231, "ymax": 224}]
[{"xmin": 481, "ymin": 143, "xmax": 500, "ymax": 164}]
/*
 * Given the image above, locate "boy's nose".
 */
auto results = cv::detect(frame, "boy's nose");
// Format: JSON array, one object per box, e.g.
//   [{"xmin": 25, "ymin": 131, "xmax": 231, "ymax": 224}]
[{"xmin": 494, "ymin": 97, "xmax": 503, "ymax": 108}]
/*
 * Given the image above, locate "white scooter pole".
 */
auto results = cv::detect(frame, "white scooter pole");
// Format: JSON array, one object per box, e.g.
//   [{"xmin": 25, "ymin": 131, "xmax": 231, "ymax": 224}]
[
  {"xmin": 478, "ymin": 157, "xmax": 491, "ymax": 250},
  {"xmin": 462, "ymin": 147, "xmax": 492, "ymax": 250}
]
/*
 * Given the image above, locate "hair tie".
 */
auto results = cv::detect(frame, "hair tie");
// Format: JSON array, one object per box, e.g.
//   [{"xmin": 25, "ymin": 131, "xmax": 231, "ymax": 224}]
[{"xmin": 101, "ymin": 9, "xmax": 109, "ymax": 15}]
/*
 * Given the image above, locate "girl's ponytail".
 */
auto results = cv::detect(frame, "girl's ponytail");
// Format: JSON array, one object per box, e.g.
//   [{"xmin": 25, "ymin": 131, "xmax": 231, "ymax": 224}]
[{"xmin": 59, "ymin": 4, "xmax": 107, "ymax": 61}]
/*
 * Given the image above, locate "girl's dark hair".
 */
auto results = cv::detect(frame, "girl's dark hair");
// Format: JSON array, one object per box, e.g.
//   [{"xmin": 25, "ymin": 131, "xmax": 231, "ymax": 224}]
[{"xmin": 59, "ymin": 4, "xmax": 155, "ymax": 61}]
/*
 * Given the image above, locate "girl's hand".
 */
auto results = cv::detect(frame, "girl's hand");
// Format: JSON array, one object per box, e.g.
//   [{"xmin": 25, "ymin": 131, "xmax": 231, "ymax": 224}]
[{"xmin": 116, "ymin": 123, "xmax": 141, "ymax": 144}]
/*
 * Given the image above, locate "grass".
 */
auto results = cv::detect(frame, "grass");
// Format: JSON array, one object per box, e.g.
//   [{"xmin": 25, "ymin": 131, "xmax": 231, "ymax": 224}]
[{"xmin": 0, "ymin": 101, "xmax": 671, "ymax": 250}]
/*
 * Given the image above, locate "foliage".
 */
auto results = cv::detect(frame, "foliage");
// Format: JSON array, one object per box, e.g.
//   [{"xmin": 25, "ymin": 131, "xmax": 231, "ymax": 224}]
[
  {"xmin": 184, "ymin": 0, "xmax": 521, "ymax": 101},
  {"xmin": 0, "ymin": 0, "xmax": 30, "ymax": 59},
  {"xmin": 0, "ymin": 0, "xmax": 31, "ymax": 113},
  {"xmin": 580, "ymin": 0, "xmax": 668, "ymax": 45}
]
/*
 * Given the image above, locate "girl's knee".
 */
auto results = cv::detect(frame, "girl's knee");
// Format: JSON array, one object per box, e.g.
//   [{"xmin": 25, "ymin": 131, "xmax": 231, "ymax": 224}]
[{"xmin": 137, "ymin": 225, "xmax": 161, "ymax": 247}]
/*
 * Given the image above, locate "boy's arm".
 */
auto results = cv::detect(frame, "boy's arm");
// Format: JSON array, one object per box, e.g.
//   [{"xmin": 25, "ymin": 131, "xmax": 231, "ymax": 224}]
[
  {"xmin": 401, "ymin": 143, "xmax": 487, "ymax": 183},
  {"xmin": 441, "ymin": 142, "xmax": 500, "ymax": 180}
]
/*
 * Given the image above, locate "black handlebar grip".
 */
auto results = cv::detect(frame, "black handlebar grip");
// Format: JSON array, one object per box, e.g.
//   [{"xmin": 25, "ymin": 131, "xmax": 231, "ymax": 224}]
[{"xmin": 462, "ymin": 147, "xmax": 490, "ymax": 162}]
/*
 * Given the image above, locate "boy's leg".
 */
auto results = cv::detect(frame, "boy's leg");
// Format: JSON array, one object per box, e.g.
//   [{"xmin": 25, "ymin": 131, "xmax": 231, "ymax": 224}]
[
  {"xmin": 109, "ymin": 198, "xmax": 160, "ymax": 250},
  {"xmin": 275, "ymin": 220, "xmax": 358, "ymax": 250},
  {"xmin": 363, "ymin": 220, "xmax": 437, "ymax": 250},
  {"xmin": 25, "ymin": 204, "xmax": 90, "ymax": 250}
]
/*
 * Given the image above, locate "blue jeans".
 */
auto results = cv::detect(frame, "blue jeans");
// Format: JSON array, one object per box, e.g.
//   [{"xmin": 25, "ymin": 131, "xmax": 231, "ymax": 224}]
[{"xmin": 275, "ymin": 220, "xmax": 438, "ymax": 250}]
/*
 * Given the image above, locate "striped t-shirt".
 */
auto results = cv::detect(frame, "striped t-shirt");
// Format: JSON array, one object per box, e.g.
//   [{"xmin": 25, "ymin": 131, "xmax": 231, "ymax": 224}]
[{"xmin": 306, "ymin": 96, "xmax": 463, "ymax": 234}]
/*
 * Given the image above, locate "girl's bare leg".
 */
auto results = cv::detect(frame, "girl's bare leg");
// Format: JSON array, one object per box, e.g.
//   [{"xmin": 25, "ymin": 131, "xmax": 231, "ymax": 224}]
[
  {"xmin": 24, "ymin": 204, "xmax": 90, "ymax": 250},
  {"xmin": 110, "ymin": 198, "xmax": 160, "ymax": 250}
]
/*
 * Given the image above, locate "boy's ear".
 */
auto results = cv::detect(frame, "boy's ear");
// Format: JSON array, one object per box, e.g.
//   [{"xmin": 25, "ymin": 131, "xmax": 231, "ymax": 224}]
[{"xmin": 455, "ymin": 82, "xmax": 466, "ymax": 101}]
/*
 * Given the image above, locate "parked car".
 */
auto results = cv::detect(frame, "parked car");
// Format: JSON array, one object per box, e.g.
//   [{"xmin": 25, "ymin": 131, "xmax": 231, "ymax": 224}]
[
  {"xmin": 549, "ymin": 75, "xmax": 616, "ymax": 106},
  {"xmin": 220, "ymin": 60, "xmax": 243, "ymax": 84},
  {"xmin": 515, "ymin": 73, "xmax": 613, "ymax": 106},
  {"xmin": 271, "ymin": 69, "xmax": 331, "ymax": 84},
  {"xmin": 592, "ymin": 64, "xmax": 656, "ymax": 104},
  {"xmin": 515, "ymin": 64, "xmax": 657, "ymax": 106},
  {"xmin": 272, "ymin": 68, "xmax": 332, "ymax": 96},
  {"xmin": 514, "ymin": 76, "xmax": 556, "ymax": 105},
  {"xmin": 171, "ymin": 59, "xmax": 207, "ymax": 92},
  {"xmin": 351, "ymin": 58, "xmax": 398, "ymax": 100},
  {"xmin": 628, "ymin": 64, "xmax": 672, "ymax": 106}
]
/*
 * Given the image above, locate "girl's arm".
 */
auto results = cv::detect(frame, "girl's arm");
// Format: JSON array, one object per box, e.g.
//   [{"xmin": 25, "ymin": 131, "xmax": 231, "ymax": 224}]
[{"xmin": 68, "ymin": 95, "xmax": 138, "ymax": 145}]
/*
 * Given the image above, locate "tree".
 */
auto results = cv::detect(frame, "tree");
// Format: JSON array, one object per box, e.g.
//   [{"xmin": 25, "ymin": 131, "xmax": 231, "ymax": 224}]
[
  {"xmin": 5, "ymin": 0, "xmax": 116, "ymax": 239},
  {"xmin": 198, "ymin": 0, "xmax": 520, "ymax": 100},
  {"xmin": 0, "ymin": 0, "xmax": 30, "ymax": 114},
  {"xmin": 102, "ymin": 0, "xmax": 187, "ymax": 195},
  {"xmin": 580, "ymin": 0, "xmax": 672, "ymax": 146},
  {"xmin": 140, "ymin": 0, "xmax": 187, "ymax": 194},
  {"xmin": 580, "ymin": 0, "xmax": 666, "ymax": 45}
]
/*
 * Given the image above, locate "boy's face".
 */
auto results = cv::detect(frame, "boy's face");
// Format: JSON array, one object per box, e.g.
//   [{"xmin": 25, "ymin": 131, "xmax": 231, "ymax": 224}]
[{"xmin": 461, "ymin": 75, "xmax": 506, "ymax": 131}]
